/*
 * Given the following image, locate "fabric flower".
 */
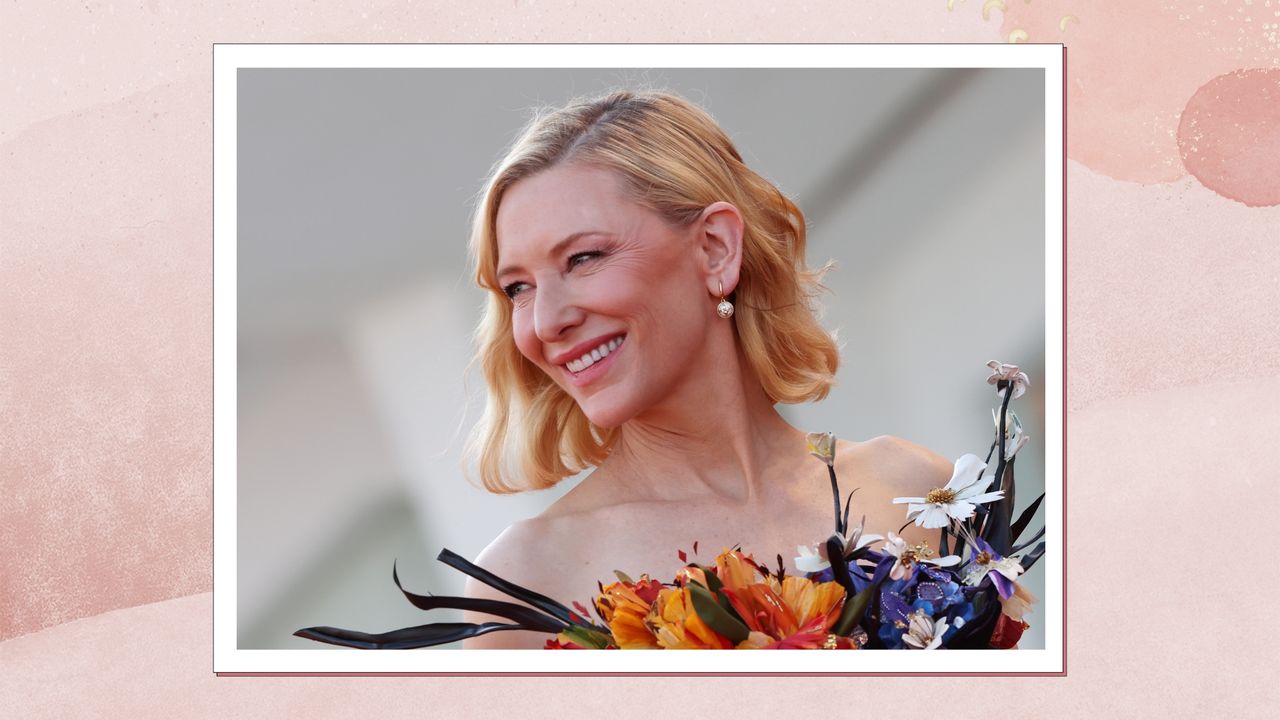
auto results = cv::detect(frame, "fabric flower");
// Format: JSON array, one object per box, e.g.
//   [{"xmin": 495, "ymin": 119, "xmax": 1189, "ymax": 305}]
[
  {"xmin": 901, "ymin": 609, "xmax": 949, "ymax": 650},
  {"xmin": 960, "ymin": 536, "xmax": 1025, "ymax": 599},
  {"xmin": 806, "ymin": 431, "xmax": 836, "ymax": 466},
  {"xmin": 733, "ymin": 575, "xmax": 849, "ymax": 649},
  {"xmin": 795, "ymin": 544, "xmax": 829, "ymax": 574},
  {"xmin": 697, "ymin": 550, "xmax": 849, "ymax": 649},
  {"xmin": 840, "ymin": 515, "xmax": 883, "ymax": 556},
  {"xmin": 794, "ymin": 515, "xmax": 882, "ymax": 574},
  {"xmin": 882, "ymin": 532, "xmax": 961, "ymax": 581},
  {"xmin": 893, "ymin": 454, "xmax": 1005, "ymax": 529},
  {"xmin": 989, "ymin": 613, "xmax": 1030, "ymax": 649},
  {"xmin": 713, "ymin": 549, "xmax": 761, "ymax": 591},
  {"xmin": 647, "ymin": 586, "xmax": 736, "ymax": 649},
  {"xmin": 543, "ymin": 637, "xmax": 586, "ymax": 649},
  {"xmin": 912, "ymin": 577, "xmax": 965, "ymax": 615},
  {"xmin": 999, "ymin": 580, "xmax": 1039, "ymax": 622},
  {"xmin": 593, "ymin": 575, "xmax": 664, "ymax": 648},
  {"xmin": 992, "ymin": 408, "xmax": 1030, "ymax": 460},
  {"xmin": 986, "ymin": 360, "xmax": 1030, "ymax": 400}
]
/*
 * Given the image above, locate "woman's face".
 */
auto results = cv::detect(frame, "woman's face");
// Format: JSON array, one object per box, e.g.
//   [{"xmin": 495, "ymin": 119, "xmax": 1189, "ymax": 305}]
[{"xmin": 494, "ymin": 163, "xmax": 718, "ymax": 429}]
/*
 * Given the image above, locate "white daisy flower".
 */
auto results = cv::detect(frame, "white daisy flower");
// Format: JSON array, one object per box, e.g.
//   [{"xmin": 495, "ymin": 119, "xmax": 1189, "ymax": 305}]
[
  {"xmin": 794, "ymin": 517, "xmax": 883, "ymax": 574},
  {"xmin": 794, "ymin": 544, "xmax": 829, "ymax": 574},
  {"xmin": 902, "ymin": 610, "xmax": 949, "ymax": 650},
  {"xmin": 882, "ymin": 532, "xmax": 961, "ymax": 581},
  {"xmin": 892, "ymin": 454, "xmax": 1005, "ymax": 529}
]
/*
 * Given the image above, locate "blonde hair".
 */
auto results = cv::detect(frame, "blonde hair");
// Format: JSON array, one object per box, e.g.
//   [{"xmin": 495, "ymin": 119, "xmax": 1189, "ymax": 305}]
[{"xmin": 467, "ymin": 90, "xmax": 839, "ymax": 493}]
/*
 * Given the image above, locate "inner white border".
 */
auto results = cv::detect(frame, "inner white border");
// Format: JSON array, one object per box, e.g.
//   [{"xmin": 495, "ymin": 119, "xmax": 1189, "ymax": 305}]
[{"xmin": 214, "ymin": 43, "xmax": 1065, "ymax": 675}]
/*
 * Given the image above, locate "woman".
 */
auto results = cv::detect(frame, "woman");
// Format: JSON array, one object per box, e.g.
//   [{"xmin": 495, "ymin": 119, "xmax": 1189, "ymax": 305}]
[{"xmin": 461, "ymin": 90, "xmax": 953, "ymax": 649}]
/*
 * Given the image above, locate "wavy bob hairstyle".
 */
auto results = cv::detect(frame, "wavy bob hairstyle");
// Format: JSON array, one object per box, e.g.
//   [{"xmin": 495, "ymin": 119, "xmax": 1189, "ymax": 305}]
[{"xmin": 467, "ymin": 90, "xmax": 840, "ymax": 493}]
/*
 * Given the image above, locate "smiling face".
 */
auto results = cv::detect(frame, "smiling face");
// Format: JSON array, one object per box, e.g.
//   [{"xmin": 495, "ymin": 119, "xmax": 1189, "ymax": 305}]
[{"xmin": 494, "ymin": 163, "xmax": 718, "ymax": 429}]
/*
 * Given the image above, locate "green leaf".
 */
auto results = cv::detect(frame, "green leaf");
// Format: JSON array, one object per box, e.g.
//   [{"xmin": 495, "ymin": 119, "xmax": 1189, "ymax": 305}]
[
  {"xmin": 613, "ymin": 570, "xmax": 634, "ymax": 584},
  {"xmin": 832, "ymin": 585, "xmax": 873, "ymax": 637},
  {"xmin": 698, "ymin": 565, "xmax": 723, "ymax": 594},
  {"xmin": 690, "ymin": 564, "xmax": 748, "ymax": 623},
  {"xmin": 560, "ymin": 624, "xmax": 615, "ymax": 649},
  {"xmin": 688, "ymin": 583, "xmax": 750, "ymax": 644}
]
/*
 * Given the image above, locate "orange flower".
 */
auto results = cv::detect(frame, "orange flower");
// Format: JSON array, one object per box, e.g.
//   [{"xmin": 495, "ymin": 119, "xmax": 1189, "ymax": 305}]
[
  {"xmin": 594, "ymin": 576, "xmax": 664, "ymax": 649},
  {"xmin": 713, "ymin": 549, "xmax": 762, "ymax": 591},
  {"xmin": 722, "ymin": 575, "xmax": 847, "ymax": 649},
  {"xmin": 586, "ymin": 549, "xmax": 855, "ymax": 650},
  {"xmin": 647, "ymin": 586, "xmax": 736, "ymax": 649},
  {"xmin": 775, "ymin": 576, "xmax": 847, "ymax": 629}
]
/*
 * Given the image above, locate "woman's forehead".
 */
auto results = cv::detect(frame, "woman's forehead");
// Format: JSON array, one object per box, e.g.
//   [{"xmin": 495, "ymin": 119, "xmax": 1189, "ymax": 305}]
[
  {"xmin": 495, "ymin": 166, "xmax": 645, "ymax": 257},
  {"xmin": 499, "ymin": 165, "xmax": 627, "ymax": 223}
]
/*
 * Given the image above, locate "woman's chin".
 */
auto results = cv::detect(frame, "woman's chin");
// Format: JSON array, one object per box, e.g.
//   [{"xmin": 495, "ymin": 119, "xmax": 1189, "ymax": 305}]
[
  {"xmin": 581, "ymin": 409, "xmax": 628, "ymax": 430},
  {"xmin": 577, "ymin": 399, "xmax": 636, "ymax": 431}
]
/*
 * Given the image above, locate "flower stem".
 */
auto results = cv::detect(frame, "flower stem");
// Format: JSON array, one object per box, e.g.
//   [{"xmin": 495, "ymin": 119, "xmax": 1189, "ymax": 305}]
[
  {"xmin": 980, "ymin": 387, "xmax": 1016, "ymax": 553},
  {"xmin": 828, "ymin": 464, "xmax": 844, "ymax": 536}
]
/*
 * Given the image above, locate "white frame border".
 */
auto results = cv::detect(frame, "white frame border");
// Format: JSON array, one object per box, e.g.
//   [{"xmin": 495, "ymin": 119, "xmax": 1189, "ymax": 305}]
[{"xmin": 214, "ymin": 43, "xmax": 1065, "ymax": 675}]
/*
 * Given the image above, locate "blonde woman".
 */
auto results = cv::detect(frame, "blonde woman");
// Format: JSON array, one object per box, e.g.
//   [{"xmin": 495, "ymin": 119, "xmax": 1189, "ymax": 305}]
[{"xmin": 462, "ymin": 91, "xmax": 952, "ymax": 648}]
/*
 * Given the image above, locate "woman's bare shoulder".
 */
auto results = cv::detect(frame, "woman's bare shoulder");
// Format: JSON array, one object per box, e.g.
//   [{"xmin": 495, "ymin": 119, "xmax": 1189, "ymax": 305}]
[
  {"xmin": 837, "ymin": 435, "xmax": 954, "ymax": 497},
  {"xmin": 460, "ymin": 516, "xmax": 583, "ymax": 649},
  {"xmin": 465, "ymin": 516, "xmax": 576, "ymax": 596}
]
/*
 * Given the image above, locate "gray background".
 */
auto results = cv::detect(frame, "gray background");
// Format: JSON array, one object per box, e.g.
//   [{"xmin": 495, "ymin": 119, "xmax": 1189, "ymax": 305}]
[{"xmin": 237, "ymin": 68, "xmax": 1047, "ymax": 649}]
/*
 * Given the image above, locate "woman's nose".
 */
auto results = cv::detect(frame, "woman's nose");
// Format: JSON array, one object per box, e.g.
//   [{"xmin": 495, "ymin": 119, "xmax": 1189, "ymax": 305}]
[{"xmin": 532, "ymin": 280, "xmax": 584, "ymax": 343}]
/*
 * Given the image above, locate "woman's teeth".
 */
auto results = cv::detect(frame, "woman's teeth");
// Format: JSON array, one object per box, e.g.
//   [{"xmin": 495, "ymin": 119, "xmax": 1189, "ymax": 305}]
[{"xmin": 566, "ymin": 336, "xmax": 624, "ymax": 373}]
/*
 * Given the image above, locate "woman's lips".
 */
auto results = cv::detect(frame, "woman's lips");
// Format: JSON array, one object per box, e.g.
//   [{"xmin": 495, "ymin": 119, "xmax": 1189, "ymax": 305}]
[{"xmin": 562, "ymin": 335, "xmax": 625, "ymax": 387}]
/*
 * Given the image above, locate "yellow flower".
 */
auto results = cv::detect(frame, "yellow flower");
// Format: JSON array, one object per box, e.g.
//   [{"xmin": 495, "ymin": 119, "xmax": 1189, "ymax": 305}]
[
  {"xmin": 775, "ymin": 575, "xmax": 847, "ymax": 629},
  {"xmin": 594, "ymin": 577, "xmax": 663, "ymax": 649},
  {"xmin": 713, "ymin": 549, "xmax": 762, "ymax": 591},
  {"xmin": 647, "ymin": 586, "xmax": 735, "ymax": 649},
  {"xmin": 642, "ymin": 548, "xmax": 852, "ymax": 650}
]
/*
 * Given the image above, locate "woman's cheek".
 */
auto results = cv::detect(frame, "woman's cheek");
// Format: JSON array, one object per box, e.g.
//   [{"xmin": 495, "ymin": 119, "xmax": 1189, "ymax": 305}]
[{"xmin": 510, "ymin": 313, "xmax": 540, "ymax": 365}]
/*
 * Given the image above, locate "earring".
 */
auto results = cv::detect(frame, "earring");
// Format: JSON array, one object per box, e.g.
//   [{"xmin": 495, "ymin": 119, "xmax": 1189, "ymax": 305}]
[{"xmin": 716, "ymin": 280, "xmax": 734, "ymax": 319}]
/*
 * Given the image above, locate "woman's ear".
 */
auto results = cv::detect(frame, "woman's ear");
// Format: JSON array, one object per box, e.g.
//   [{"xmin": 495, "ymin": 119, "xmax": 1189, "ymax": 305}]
[{"xmin": 697, "ymin": 201, "xmax": 744, "ymax": 296}]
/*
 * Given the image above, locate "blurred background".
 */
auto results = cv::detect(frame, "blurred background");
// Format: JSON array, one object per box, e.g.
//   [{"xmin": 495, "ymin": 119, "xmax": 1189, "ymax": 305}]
[{"xmin": 236, "ymin": 68, "xmax": 1047, "ymax": 649}]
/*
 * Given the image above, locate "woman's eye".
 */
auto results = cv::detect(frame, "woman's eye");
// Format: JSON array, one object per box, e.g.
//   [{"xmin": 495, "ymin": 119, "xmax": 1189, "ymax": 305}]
[
  {"xmin": 567, "ymin": 251, "xmax": 603, "ymax": 269},
  {"xmin": 502, "ymin": 282, "xmax": 529, "ymax": 299}
]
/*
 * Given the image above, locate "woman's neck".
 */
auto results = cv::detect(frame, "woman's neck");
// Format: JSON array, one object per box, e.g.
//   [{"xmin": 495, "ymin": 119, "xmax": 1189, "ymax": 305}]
[{"xmin": 600, "ymin": 344, "xmax": 806, "ymax": 505}]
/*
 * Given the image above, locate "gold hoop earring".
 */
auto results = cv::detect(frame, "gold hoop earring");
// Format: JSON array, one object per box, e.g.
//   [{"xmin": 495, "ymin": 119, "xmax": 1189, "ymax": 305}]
[{"xmin": 716, "ymin": 280, "xmax": 734, "ymax": 319}]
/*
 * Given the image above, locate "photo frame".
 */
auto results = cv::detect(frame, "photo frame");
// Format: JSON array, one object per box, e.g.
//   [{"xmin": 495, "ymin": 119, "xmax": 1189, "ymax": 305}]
[{"xmin": 214, "ymin": 44, "xmax": 1064, "ymax": 675}]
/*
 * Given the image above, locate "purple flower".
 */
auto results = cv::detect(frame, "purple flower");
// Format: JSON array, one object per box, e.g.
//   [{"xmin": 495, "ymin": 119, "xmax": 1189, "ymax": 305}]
[{"xmin": 960, "ymin": 536, "xmax": 1025, "ymax": 599}]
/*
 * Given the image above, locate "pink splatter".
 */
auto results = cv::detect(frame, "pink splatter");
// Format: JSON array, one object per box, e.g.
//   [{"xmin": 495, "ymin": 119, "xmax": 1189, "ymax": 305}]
[
  {"xmin": 1178, "ymin": 68, "xmax": 1280, "ymax": 207},
  {"xmin": 998, "ymin": 1, "xmax": 1280, "ymax": 185}
]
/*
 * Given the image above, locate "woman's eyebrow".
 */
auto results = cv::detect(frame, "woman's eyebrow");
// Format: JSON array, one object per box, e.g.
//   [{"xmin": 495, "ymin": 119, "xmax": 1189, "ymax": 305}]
[{"xmin": 495, "ymin": 231, "xmax": 613, "ymax": 280}]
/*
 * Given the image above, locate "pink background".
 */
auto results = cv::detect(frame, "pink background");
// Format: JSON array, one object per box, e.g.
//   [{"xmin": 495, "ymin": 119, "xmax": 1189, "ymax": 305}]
[{"xmin": 3, "ymin": 1, "xmax": 1278, "ymax": 717}]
